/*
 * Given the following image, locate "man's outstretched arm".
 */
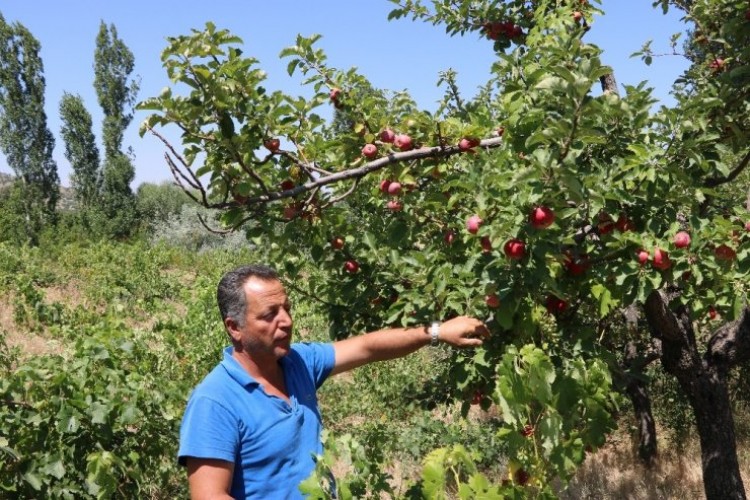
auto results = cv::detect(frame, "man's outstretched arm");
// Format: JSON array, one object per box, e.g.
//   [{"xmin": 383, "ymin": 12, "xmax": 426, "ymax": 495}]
[{"xmin": 330, "ymin": 316, "xmax": 489, "ymax": 376}]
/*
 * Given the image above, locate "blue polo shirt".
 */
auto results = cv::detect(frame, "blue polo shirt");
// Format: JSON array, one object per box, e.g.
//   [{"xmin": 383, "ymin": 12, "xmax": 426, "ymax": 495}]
[{"xmin": 178, "ymin": 342, "xmax": 336, "ymax": 499}]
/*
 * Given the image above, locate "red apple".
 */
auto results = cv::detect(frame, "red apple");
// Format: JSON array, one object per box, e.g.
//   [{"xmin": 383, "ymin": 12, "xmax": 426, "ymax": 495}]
[
  {"xmin": 394, "ymin": 134, "xmax": 413, "ymax": 151},
  {"xmin": 674, "ymin": 231, "xmax": 691, "ymax": 249},
  {"xmin": 521, "ymin": 424, "xmax": 535, "ymax": 437},
  {"xmin": 344, "ymin": 260, "xmax": 359, "ymax": 273},
  {"xmin": 379, "ymin": 179, "xmax": 391, "ymax": 193},
  {"xmin": 637, "ymin": 249, "xmax": 650, "ymax": 266},
  {"xmin": 481, "ymin": 236, "xmax": 492, "ymax": 253},
  {"xmin": 598, "ymin": 221, "xmax": 615, "ymax": 235},
  {"xmin": 380, "ymin": 128, "xmax": 396, "ymax": 143},
  {"xmin": 483, "ymin": 22, "xmax": 501, "ymax": 40},
  {"xmin": 615, "ymin": 215, "xmax": 634, "ymax": 232},
  {"xmin": 466, "ymin": 215, "xmax": 483, "ymax": 234},
  {"xmin": 264, "ymin": 138, "xmax": 280, "ymax": 152},
  {"xmin": 458, "ymin": 137, "xmax": 480, "ymax": 152},
  {"xmin": 283, "ymin": 205, "xmax": 298, "ymax": 220},
  {"xmin": 329, "ymin": 87, "xmax": 342, "ymax": 102},
  {"xmin": 485, "ymin": 294, "xmax": 500, "ymax": 308},
  {"xmin": 504, "ymin": 238, "xmax": 526, "ymax": 260},
  {"xmin": 530, "ymin": 206, "xmax": 555, "ymax": 229},
  {"xmin": 573, "ymin": 11, "xmax": 583, "ymax": 22},
  {"xmin": 280, "ymin": 179, "xmax": 295, "ymax": 191},
  {"xmin": 515, "ymin": 468, "xmax": 530, "ymax": 486},
  {"xmin": 331, "ymin": 237, "xmax": 345, "ymax": 250},
  {"xmin": 387, "ymin": 200, "xmax": 403, "ymax": 212},
  {"xmin": 709, "ymin": 58, "xmax": 725, "ymax": 72},
  {"xmin": 652, "ymin": 248, "xmax": 671, "ymax": 270},
  {"xmin": 471, "ymin": 390, "xmax": 483, "ymax": 405},
  {"xmin": 714, "ymin": 244, "xmax": 736, "ymax": 261},
  {"xmin": 361, "ymin": 143, "xmax": 378, "ymax": 159},
  {"xmin": 564, "ymin": 253, "xmax": 590, "ymax": 275},
  {"xmin": 545, "ymin": 295, "xmax": 568, "ymax": 315},
  {"xmin": 444, "ymin": 230, "xmax": 456, "ymax": 245},
  {"xmin": 387, "ymin": 182, "xmax": 402, "ymax": 196},
  {"xmin": 708, "ymin": 306, "xmax": 718, "ymax": 320}
]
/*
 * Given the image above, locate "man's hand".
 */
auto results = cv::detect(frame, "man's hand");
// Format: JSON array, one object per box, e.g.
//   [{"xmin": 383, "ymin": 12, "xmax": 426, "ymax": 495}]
[{"xmin": 437, "ymin": 316, "xmax": 490, "ymax": 348}]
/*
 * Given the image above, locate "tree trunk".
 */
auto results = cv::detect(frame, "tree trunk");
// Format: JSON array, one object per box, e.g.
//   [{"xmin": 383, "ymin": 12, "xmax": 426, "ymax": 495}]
[
  {"xmin": 644, "ymin": 289, "xmax": 748, "ymax": 500},
  {"xmin": 625, "ymin": 375, "xmax": 657, "ymax": 465},
  {"xmin": 682, "ymin": 366, "xmax": 746, "ymax": 499},
  {"xmin": 622, "ymin": 337, "xmax": 661, "ymax": 466}
]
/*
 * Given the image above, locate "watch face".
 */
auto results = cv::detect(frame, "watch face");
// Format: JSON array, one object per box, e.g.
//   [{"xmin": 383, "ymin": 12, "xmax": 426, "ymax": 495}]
[{"xmin": 430, "ymin": 323, "xmax": 440, "ymax": 345}]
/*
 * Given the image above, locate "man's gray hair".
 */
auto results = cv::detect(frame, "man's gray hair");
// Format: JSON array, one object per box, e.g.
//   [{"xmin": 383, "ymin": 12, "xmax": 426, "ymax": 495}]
[{"xmin": 217, "ymin": 264, "xmax": 279, "ymax": 328}]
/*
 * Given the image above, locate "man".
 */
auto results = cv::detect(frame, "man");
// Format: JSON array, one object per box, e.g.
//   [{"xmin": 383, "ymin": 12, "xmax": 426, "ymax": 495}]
[{"xmin": 178, "ymin": 264, "xmax": 489, "ymax": 499}]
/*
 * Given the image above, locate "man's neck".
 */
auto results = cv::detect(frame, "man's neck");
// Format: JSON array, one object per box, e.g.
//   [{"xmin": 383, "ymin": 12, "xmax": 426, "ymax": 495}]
[{"xmin": 232, "ymin": 348, "xmax": 288, "ymax": 400}]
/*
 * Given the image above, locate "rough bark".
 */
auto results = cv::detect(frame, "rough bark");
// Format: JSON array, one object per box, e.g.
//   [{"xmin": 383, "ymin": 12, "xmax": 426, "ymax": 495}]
[{"xmin": 644, "ymin": 289, "xmax": 748, "ymax": 500}]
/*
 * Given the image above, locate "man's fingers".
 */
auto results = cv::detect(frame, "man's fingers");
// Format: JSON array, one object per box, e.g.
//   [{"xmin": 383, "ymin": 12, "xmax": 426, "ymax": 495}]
[{"xmin": 463, "ymin": 338, "xmax": 484, "ymax": 347}]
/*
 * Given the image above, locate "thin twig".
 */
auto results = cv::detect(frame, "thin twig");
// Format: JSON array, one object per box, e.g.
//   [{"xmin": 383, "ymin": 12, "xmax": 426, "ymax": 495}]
[
  {"xmin": 197, "ymin": 213, "xmax": 233, "ymax": 235},
  {"xmin": 321, "ymin": 178, "xmax": 360, "ymax": 208}
]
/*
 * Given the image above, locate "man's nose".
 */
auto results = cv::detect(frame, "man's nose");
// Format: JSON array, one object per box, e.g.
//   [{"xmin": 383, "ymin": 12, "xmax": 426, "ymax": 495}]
[{"xmin": 279, "ymin": 308, "xmax": 293, "ymax": 326}]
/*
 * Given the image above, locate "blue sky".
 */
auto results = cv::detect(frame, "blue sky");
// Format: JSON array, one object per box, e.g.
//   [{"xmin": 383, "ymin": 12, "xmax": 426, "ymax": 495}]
[{"xmin": 0, "ymin": 1, "xmax": 691, "ymax": 188}]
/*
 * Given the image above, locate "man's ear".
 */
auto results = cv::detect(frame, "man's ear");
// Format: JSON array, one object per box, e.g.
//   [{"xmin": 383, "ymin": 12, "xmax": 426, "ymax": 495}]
[{"xmin": 225, "ymin": 317, "xmax": 242, "ymax": 342}]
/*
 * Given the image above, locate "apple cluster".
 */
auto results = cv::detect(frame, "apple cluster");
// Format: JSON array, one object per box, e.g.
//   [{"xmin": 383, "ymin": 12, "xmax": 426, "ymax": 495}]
[{"xmin": 482, "ymin": 21, "xmax": 523, "ymax": 41}]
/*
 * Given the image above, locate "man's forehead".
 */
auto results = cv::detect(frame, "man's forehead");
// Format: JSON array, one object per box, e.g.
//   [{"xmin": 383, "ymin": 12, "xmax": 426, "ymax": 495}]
[{"xmin": 243, "ymin": 278, "xmax": 287, "ymax": 303}]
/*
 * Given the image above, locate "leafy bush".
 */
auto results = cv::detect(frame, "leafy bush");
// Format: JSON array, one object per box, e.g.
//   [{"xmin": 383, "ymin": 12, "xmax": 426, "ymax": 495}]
[
  {"xmin": 149, "ymin": 204, "xmax": 249, "ymax": 252},
  {"xmin": 135, "ymin": 181, "xmax": 193, "ymax": 232}
]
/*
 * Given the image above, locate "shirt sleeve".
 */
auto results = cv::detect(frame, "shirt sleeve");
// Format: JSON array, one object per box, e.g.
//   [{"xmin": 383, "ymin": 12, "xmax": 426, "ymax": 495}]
[
  {"xmin": 178, "ymin": 394, "xmax": 239, "ymax": 466},
  {"xmin": 293, "ymin": 342, "xmax": 335, "ymax": 389}
]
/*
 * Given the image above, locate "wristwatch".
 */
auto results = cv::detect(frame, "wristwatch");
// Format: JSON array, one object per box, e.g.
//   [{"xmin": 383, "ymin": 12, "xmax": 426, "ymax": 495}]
[{"xmin": 429, "ymin": 322, "xmax": 440, "ymax": 346}]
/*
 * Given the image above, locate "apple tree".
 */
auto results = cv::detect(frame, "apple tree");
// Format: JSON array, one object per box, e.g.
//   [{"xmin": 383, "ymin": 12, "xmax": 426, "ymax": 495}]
[{"xmin": 139, "ymin": 0, "xmax": 749, "ymax": 498}]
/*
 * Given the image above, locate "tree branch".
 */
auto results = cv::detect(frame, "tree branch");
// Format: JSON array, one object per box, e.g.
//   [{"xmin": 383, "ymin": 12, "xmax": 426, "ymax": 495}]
[
  {"xmin": 153, "ymin": 132, "xmax": 504, "ymax": 209},
  {"xmin": 243, "ymin": 136, "xmax": 504, "ymax": 205},
  {"xmin": 704, "ymin": 149, "xmax": 750, "ymax": 188},
  {"xmin": 707, "ymin": 307, "xmax": 750, "ymax": 368}
]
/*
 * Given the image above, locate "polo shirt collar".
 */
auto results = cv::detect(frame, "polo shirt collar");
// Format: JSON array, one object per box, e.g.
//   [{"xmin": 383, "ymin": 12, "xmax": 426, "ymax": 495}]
[{"xmin": 220, "ymin": 346, "xmax": 261, "ymax": 388}]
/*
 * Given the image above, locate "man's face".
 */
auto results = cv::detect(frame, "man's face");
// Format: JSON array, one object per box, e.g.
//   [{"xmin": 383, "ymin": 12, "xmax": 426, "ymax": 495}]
[{"xmin": 235, "ymin": 277, "xmax": 293, "ymax": 360}]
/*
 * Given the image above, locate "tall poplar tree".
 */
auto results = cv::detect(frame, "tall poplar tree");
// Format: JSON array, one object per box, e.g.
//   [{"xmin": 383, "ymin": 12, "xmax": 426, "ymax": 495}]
[
  {"xmin": 0, "ymin": 12, "xmax": 59, "ymax": 242},
  {"xmin": 59, "ymin": 92, "xmax": 100, "ymax": 209},
  {"xmin": 93, "ymin": 21, "xmax": 139, "ymax": 236}
]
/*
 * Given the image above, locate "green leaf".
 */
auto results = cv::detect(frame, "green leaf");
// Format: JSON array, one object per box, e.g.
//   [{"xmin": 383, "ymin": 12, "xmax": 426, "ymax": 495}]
[
  {"xmin": 23, "ymin": 472, "xmax": 43, "ymax": 491},
  {"xmin": 591, "ymin": 284, "xmax": 615, "ymax": 317}
]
